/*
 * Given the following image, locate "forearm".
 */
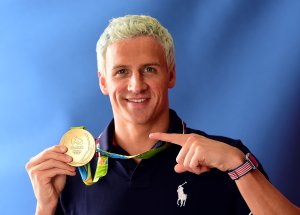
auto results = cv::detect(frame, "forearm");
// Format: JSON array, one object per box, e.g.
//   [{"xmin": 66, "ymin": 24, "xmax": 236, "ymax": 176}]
[
  {"xmin": 236, "ymin": 169, "xmax": 300, "ymax": 215},
  {"xmin": 35, "ymin": 201, "xmax": 58, "ymax": 215}
]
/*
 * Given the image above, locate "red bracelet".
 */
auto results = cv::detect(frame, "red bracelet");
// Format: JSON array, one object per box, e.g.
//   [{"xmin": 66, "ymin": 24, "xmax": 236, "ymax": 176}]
[{"xmin": 228, "ymin": 153, "xmax": 258, "ymax": 180}]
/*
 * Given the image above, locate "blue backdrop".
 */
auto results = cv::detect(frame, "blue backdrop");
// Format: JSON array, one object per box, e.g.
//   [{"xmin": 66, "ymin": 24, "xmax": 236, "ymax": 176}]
[{"xmin": 0, "ymin": 1, "xmax": 299, "ymax": 214}]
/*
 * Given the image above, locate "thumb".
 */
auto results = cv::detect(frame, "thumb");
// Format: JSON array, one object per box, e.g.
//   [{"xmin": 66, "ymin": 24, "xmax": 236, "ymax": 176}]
[{"xmin": 174, "ymin": 164, "xmax": 187, "ymax": 173}]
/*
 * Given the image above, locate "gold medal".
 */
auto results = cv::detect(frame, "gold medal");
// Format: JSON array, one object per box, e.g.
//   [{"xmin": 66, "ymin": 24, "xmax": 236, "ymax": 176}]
[{"xmin": 59, "ymin": 128, "xmax": 96, "ymax": 167}]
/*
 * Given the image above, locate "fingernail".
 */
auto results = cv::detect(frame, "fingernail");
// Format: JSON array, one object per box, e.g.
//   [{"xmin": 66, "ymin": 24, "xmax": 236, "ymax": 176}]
[
  {"xmin": 60, "ymin": 145, "xmax": 67, "ymax": 151},
  {"xmin": 149, "ymin": 133, "xmax": 154, "ymax": 138}
]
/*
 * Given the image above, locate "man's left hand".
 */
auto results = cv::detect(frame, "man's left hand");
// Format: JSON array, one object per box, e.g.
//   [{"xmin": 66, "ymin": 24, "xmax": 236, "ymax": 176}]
[{"xmin": 149, "ymin": 133, "xmax": 245, "ymax": 175}]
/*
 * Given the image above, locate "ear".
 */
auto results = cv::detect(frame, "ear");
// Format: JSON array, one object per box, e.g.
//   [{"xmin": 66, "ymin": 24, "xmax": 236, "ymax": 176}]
[
  {"xmin": 98, "ymin": 71, "xmax": 109, "ymax": 95},
  {"xmin": 168, "ymin": 64, "xmax": 176, "ymax": 88}
]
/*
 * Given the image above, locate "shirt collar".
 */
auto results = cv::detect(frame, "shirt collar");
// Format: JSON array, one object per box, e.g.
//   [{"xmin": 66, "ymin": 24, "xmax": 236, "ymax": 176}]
[{"xmin": 97, "ymin": 109, "xmax": 184, "ymax": 151}]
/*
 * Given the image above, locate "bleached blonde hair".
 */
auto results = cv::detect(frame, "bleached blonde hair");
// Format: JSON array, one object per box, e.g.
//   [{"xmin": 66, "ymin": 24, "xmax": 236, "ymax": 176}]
[{"xmin": 96, "ymin": 15, "xmax": 175, "ymax": 74}]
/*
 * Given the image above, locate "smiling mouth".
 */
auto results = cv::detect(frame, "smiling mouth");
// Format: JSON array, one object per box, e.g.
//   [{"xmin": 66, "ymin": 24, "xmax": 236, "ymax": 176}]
[{"xmin": 126, "ymin": 98, "xmax": 149, "ymax": 103}]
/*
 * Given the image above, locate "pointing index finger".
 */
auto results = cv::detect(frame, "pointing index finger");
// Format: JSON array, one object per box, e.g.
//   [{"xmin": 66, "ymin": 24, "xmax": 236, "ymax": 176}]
[{"xmin": 149, "ymin": 132, "xmax": 188, "ymax": 146}]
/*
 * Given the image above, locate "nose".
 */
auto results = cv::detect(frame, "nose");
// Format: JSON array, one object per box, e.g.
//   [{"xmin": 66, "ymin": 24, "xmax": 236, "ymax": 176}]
[{"xmin": 128, "ymin": 72, "xmax": 147, "ymax": 93}]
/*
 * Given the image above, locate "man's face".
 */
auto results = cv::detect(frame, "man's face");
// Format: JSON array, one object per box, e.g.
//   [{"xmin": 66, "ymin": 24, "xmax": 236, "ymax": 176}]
[{"xmin": 99, "ymin": 36, "xmax": 176, "ymax": 125}]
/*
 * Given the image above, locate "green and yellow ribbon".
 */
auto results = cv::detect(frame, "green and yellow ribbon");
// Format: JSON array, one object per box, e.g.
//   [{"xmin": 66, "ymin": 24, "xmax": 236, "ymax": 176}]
[{"xmin": 78, "ymin": 139, "xmax": 170, "ymax": 186}]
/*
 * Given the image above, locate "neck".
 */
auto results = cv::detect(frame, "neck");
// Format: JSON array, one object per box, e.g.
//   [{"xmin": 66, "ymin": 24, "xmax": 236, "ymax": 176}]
[{"xmin": 114, "ymin": 111, "xmax": 169, "ymax": 156}]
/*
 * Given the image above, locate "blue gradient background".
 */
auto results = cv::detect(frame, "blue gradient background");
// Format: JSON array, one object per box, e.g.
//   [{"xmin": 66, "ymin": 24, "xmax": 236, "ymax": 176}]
[{"xmin": 0, "ymin": 1, "xmax": 299, "ymax": 214}]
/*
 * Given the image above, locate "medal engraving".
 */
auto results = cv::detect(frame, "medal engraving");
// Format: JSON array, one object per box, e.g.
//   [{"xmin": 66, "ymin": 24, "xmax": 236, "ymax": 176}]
[{"xmin": 59, "ymin": 128, "xmax": 96, "ymax": 167}]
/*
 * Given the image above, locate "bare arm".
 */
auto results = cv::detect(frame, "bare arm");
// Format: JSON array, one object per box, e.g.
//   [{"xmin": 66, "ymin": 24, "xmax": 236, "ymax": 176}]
[
  {"xmin": 149, "ymin": 132, "xmax": 300, "ymax": 215},
  {"xmin": 236, "ymin": 169, "xmax": 299, "ymax": 215},
  {"xmin": 26, "ymin": 145, "xmax": 76, "ymax": 215}
]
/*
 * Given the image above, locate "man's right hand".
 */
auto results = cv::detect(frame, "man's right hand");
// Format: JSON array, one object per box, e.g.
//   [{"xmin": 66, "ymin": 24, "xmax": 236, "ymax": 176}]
[{"xmin": 25, "ymin": 145, "xmax": 76, "ymax": 215}]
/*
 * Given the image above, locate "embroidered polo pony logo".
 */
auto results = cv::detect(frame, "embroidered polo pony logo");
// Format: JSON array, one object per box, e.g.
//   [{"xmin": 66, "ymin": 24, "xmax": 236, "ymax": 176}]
[{"xmin": 177, "ymin": 181, "xmax": 187, "ymax": 207}]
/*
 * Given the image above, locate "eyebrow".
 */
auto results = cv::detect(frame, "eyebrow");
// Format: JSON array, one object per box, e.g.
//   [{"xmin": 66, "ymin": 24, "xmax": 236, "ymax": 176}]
[
  {"xmin": 112, "ymin": 63, "xmax": 161, "ymax": 70},
  {"xmin": 112, "ymin": 65, "xmax": 128, "ymax": 70},
  {"xmin": 143, "ymin": 63, "xmax": 161, "ymax": 67}
]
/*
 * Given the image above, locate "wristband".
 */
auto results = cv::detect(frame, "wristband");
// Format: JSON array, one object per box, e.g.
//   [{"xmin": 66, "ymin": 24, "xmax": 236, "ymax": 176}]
[{"xmin": 228, "ymin": 153, "xmax": 258, "ymax": 180}]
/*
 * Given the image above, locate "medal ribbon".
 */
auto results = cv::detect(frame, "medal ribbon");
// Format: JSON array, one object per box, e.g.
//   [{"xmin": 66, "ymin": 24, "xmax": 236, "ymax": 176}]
[
  {"xmin": 76, "ymin": 120, "xmax": 185, "ymax": 186},
  {"xmin": 77, "ymin": 139, "xmax": 171, "ymax": 186}
]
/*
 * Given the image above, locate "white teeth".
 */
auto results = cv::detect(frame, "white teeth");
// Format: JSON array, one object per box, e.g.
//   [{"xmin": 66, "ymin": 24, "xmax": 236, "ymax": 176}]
[{"xmin": 127, "ymin": 98, "xmax": 146, "ymax": 103}]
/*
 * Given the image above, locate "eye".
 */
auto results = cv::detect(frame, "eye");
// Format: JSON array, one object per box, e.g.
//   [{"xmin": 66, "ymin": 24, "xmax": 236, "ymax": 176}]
[
  {"xmin": 144, "ymin": 67, "xmax": 156, "ymax": 73},
  {"xmin": 116, "ymin": 69, "xmax": 128, "ymax": 76}
]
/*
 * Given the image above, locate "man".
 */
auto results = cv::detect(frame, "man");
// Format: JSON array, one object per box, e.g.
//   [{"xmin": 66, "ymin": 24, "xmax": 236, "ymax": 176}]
[{"xmin": 26, "ymin": 15, "xmax": 300, "ymax": 215}]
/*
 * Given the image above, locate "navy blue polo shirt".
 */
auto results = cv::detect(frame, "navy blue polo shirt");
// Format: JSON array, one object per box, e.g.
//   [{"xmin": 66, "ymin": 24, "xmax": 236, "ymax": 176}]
[{"xmin": 56, "ymin": 109, "xmax": 267, "ymax": 215}]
